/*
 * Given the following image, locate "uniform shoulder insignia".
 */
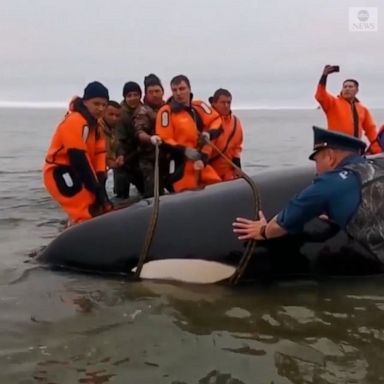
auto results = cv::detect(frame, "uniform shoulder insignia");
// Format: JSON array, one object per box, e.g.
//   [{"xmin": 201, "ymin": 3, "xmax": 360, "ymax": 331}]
[
  {"xmin": 161, "ymin": 110, "xmax": 169, "ymax": 127},
  {"xmin": 338, "ymin": 170, "xmax": 349, "ymax": 180}
]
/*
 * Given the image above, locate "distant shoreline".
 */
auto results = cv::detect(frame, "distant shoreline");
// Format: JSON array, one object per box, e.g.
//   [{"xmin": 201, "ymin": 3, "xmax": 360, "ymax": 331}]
[{"xmin": 0, "ymin": 101, "xmax": 383, "ymax": 111}]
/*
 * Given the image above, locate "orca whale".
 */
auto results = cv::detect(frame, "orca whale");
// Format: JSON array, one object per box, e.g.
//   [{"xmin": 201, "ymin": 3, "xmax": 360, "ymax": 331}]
[{"xmin": 38, "ymin": 161, "xmax": 382, "ymax": 282}]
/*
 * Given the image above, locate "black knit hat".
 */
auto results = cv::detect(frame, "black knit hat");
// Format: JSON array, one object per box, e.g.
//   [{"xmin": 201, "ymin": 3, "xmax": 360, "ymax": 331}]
[
  {"xmin": 122, "ymin": 81, "xmax": 142, "ymax": 98},
  {"xmin": 83, "ymin": 81, "xmax": 109, "ymax": 101},
  {"xmin": 144, "ymin": 73, "xmax": 164, "ymax": 93}
]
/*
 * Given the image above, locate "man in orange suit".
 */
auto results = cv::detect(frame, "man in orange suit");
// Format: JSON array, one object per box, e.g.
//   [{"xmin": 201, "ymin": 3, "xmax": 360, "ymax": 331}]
[
  {"xmin": 315, "ymin": 65, "xmax": 381, "ymax": 154},
  {"xmin": 44, "ymin": 82, "xmax": 112, "ymax": 224},
  {"xmin": 155, "ymin": 75, "xmax": 222, "ymax": 192}
]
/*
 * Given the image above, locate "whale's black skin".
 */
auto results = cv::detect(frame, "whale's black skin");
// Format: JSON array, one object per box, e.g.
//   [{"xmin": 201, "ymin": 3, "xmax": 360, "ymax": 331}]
[{"xmin": 38, "ymin": 162, "xmax": 382, "ymax": 279}]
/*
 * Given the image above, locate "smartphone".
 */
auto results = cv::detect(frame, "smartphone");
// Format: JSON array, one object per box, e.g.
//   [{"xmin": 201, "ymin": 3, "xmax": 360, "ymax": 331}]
[{"xmin": 331, "ymin": 65, "xmax": 340, "ymax": 73}]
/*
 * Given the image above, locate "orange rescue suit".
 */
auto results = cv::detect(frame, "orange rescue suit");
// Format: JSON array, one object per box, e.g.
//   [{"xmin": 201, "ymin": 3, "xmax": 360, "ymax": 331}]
[
  {"xmin": 156, "ymin": 99, "xmax": 222, "ymax": 192},
  {"xmin": 209, "ymin": 114, "xmax": 243, "ymax": 180},
  {"xmin": 315, "ymin": 84, "xmax": 381, "ymax": 154},
  {"xmin": 44, "ymin": 108, "xmax": 108, "ymax": 223}
]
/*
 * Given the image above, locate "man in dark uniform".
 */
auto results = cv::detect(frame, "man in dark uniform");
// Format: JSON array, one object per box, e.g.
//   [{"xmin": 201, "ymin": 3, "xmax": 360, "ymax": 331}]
[
  {"xmin": 133, "ymin": 74, "xmax": 165, "ymax": 197},
  {"xmin": 233, "ymin": 126, "xmax": 384, "ymax": 272},
  {"xmin": 100, "ymin": 100, "xmax": 124, "ymax": 170},
  {"xmin": 115, "ymin": 81, "xmax": 145, "ymax": 198}
]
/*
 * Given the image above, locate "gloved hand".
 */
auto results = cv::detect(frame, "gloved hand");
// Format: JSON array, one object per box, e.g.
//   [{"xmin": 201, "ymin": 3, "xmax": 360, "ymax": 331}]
[
  {"xmin": 150, "ymin": 135, "xmax": 162, "ymax": 146},
  {"xmin": 232, "ymin": 157, "xmax": 241, "ymax": 168},
  {"xmin": 102, "ymin": 200, "xmax": 114, "ymax": 212},
  {"xmin": 184, "ymin": 148, "xmax": 202, "ymax": 161},
  {"xmin": 193, "ymin": 160, "xmax": 204, "ymax": 170},
  {"xmin": 94, "ymin": 185, "xmax": 114, "ymax": 213},
  {"xmin": 200, "ymin": 131, "xmax": 210, "ymax": 142},
  {"xmin": 209, "ymin": 128, "xmax": 223, "ymax": 140},
  {"xmin": 200, "ymin": 152, "xmax": 209, "ymax": 166},
  {"xmin": 95, "ymin": 184, "xmax": 108, "ymax": 205},
  {"xmin": 89, "ymin": 194, "xmax": 114, "ymax": 217}
]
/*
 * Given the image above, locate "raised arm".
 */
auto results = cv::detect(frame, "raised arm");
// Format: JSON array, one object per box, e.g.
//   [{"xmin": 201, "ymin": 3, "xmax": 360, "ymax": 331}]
[{"xmin": 315, "ymin": 65, "xmax": 338, "ymax": 111}]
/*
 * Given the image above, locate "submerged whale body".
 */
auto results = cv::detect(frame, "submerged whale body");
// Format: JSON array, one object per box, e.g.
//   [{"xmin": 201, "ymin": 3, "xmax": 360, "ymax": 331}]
[{"xmin": 38, "ymin": 163, "xmax": 381, "ymax": 280}]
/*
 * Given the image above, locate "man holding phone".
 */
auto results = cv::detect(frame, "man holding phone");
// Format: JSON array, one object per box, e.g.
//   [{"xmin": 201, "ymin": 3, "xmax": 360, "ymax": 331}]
[{"xmin": 315, "ymin": 65, "xmax": 381, "ymax": 154}]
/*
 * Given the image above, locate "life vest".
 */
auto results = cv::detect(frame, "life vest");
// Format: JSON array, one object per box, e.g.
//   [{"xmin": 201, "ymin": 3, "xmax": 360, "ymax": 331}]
[
  {"xmin": 345, "ymin": 157, "xmax": 384, "ymax": 263},
  {"xmin": 157, "ymin": 99, "xmax": 220, "ymax": 152},
  {"xmin": 156, "ymin": 98, "xmax": 221, "ymax": 192},
  {"xmin": 43, "ymin": 106, "xmax": 108, "ymax": 223},
  {"xmin": 45, "ymin": 112, "xmax": 106, "ymax": 173},
  {"xmin": 209, "ymin": 114, "xmax": 243, "ymax": 180}
]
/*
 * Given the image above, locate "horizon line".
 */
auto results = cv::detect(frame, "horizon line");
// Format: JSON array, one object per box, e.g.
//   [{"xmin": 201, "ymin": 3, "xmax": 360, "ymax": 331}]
[{"xmin": 0, "ymin": 100, "xmax": 383, "ymax": 111}]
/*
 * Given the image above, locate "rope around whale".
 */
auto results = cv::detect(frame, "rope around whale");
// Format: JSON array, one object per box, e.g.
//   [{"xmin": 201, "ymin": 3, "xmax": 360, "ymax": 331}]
[
  {"xmin": 203, "ymin": 137, "xmax": 261, "ymax": 285},
  {"xmin": 134, "ymin": 142, "xmax": 161, "ymax": 278}
]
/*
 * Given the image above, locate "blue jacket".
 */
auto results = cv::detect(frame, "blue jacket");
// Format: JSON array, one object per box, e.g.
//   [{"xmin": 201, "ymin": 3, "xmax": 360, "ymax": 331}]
[{"xmin": 277, "ymin": 155, "xmax": 365, "ymax": 233}]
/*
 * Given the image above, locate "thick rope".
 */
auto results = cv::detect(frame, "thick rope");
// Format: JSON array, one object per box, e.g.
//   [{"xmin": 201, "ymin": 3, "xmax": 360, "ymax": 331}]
[
  {"xmin": 203, "ymin": 137, "xmax": 261, "ymax": 284},
  {"xmin": 135, "ymin": 142, "xmax": 160, "ymax": 278}
]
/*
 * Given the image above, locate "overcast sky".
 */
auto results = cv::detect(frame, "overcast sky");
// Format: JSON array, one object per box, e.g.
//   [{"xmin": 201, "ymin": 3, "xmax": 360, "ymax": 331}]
[{"xmin": 0, "ymin": 0, "xmax": 383, "ymax": 108}]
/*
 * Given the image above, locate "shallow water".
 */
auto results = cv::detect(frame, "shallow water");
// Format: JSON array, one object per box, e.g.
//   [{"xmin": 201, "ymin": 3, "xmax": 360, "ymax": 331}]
[{"xmin": 1, "ymin": 107, "xmax": 384, "ymax": 383}]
